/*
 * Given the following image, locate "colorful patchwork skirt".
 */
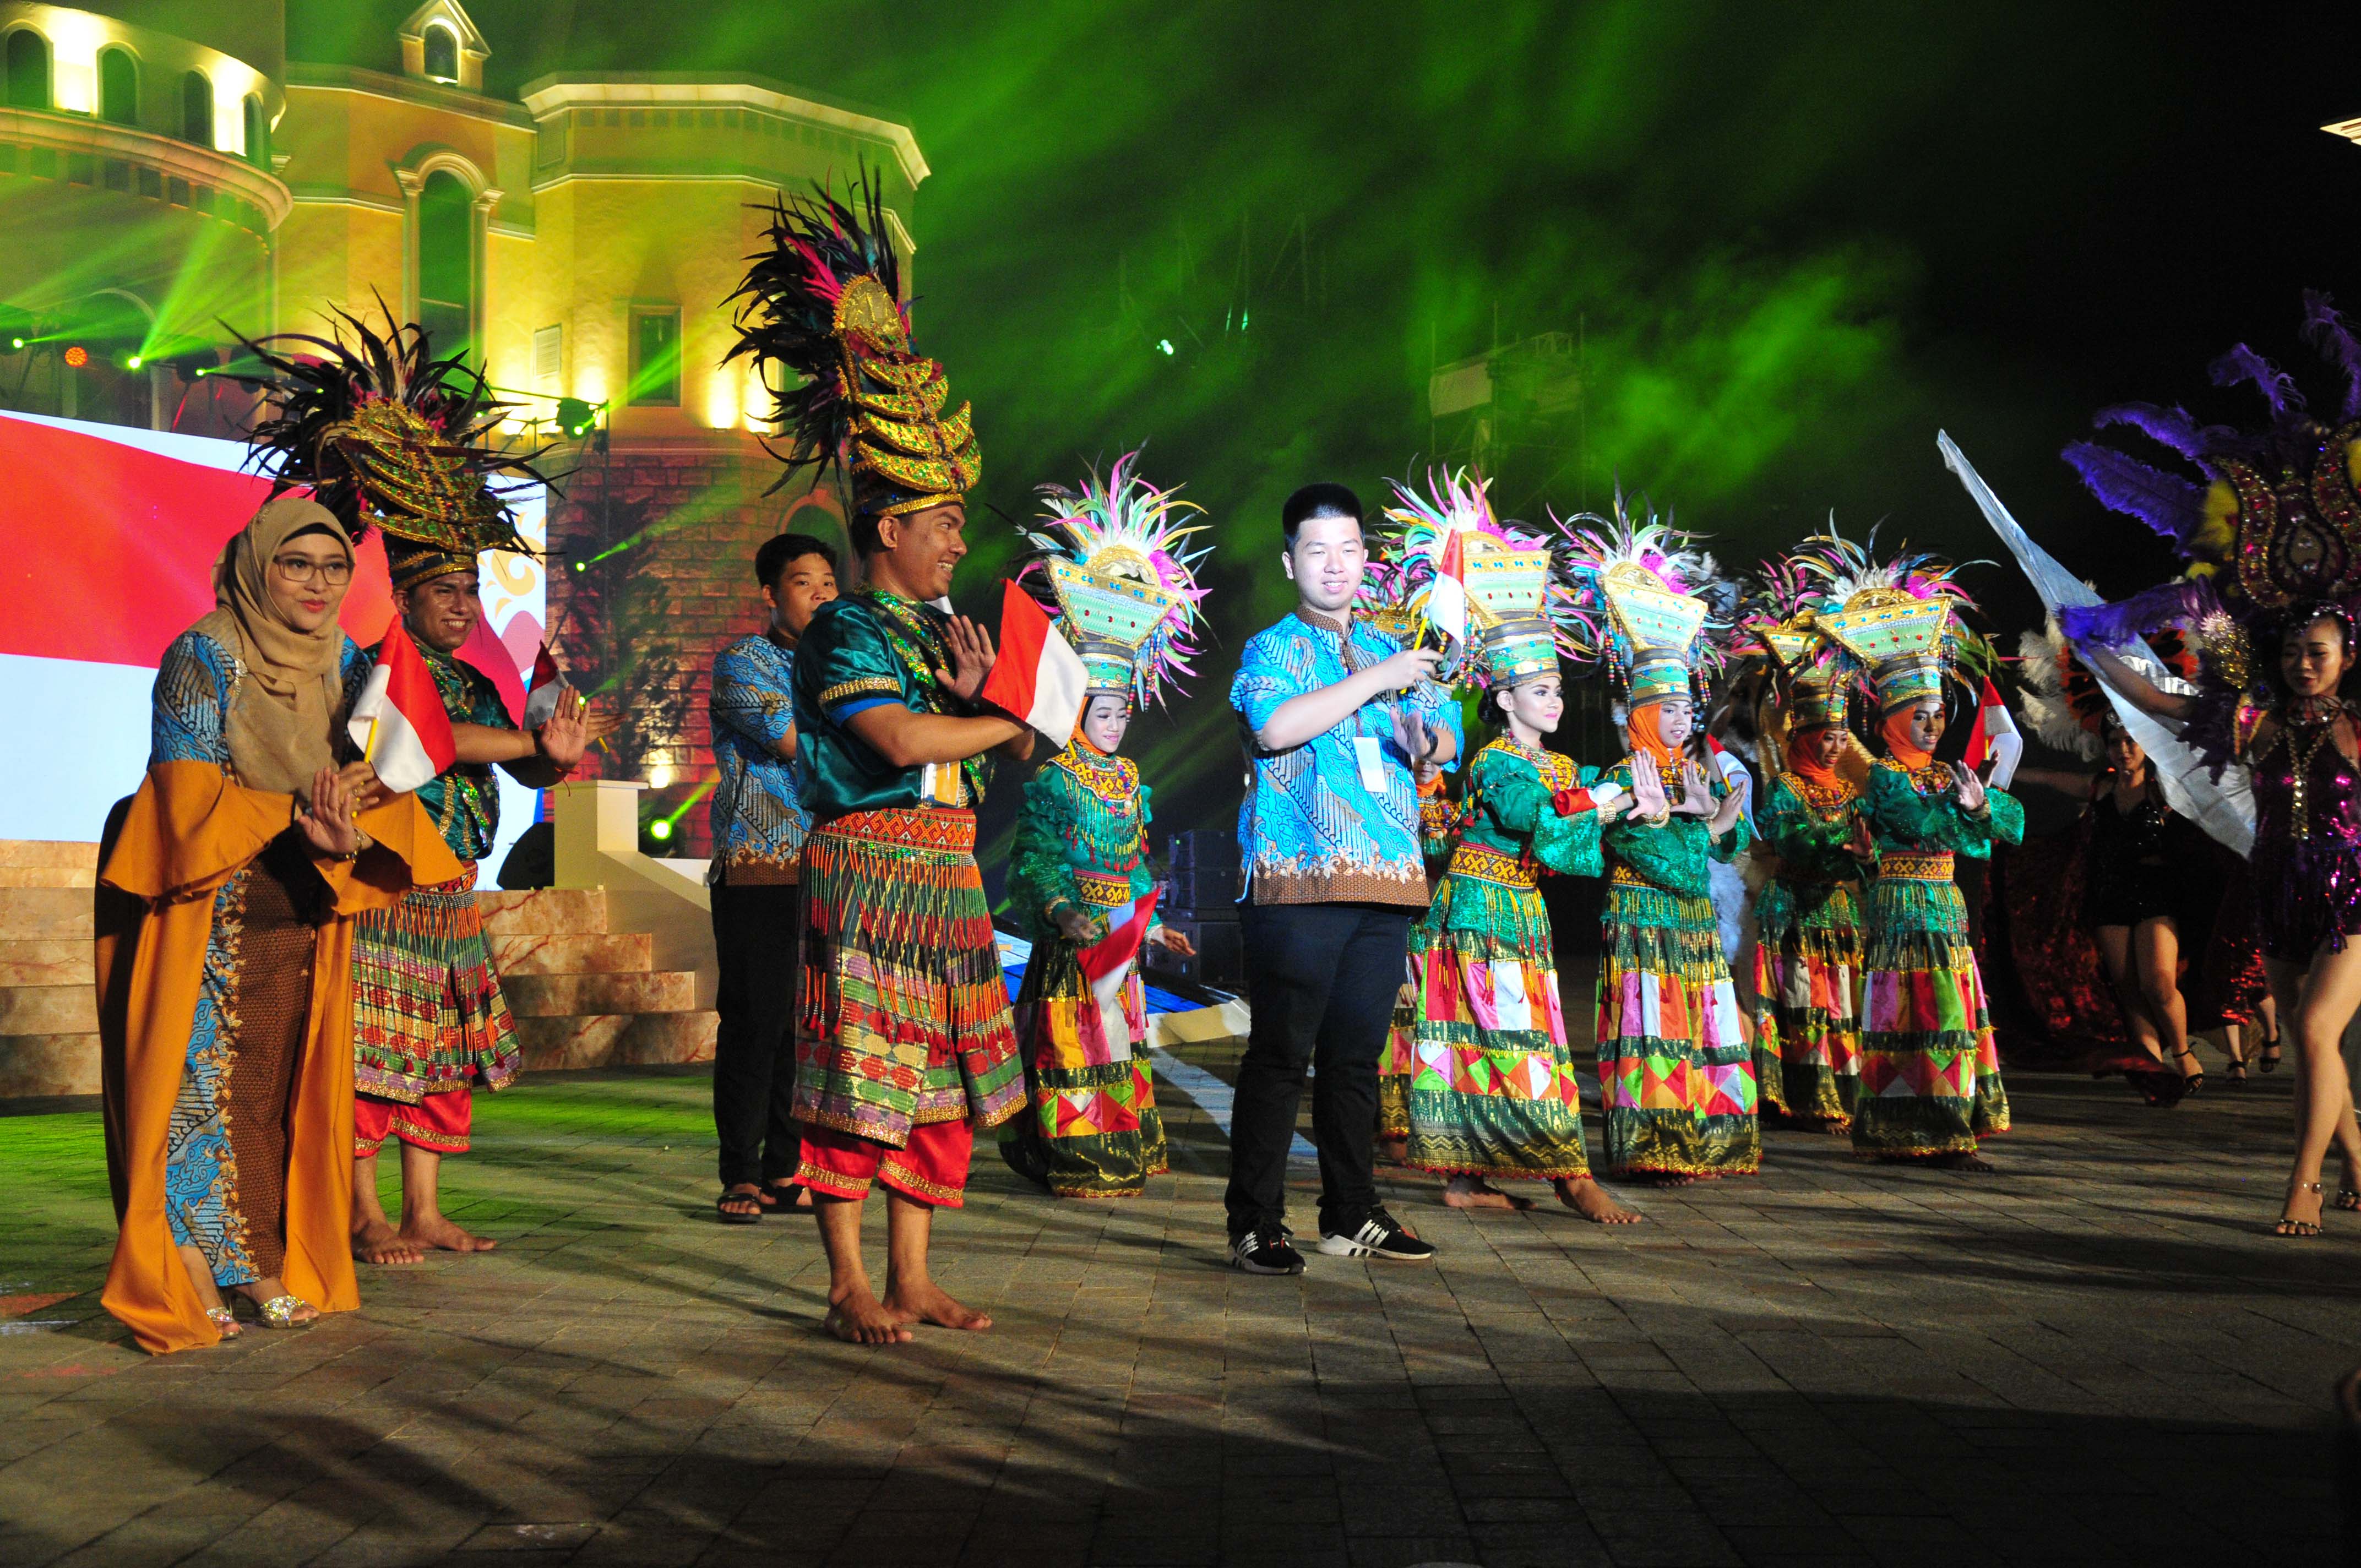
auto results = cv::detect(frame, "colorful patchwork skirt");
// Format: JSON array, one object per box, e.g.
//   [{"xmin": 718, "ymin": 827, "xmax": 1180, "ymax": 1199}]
[
  {"xmin": 1595, "ymin": 869, "xmax": 1760, "ymax": 1178},
  {"xmin": 1404, "ymin": 846, "xmax": 1590, "ymax": 1180},
  {"xmin": 351, "ymin": 864, "xmax": 520, "ymax": 1103},
  {"xmin": 1749, "ymin": 880, "xmax": 1863, "ymax": 1127},
  {"xmin": 793, "ymin": 809, "xmax": 1024, "ymax": 1148},
  {"xmin": 1852, "ymin": 853, "xmax": 2010, "ymax": 1158},
  {"xmin": 1377, "ymin": 972, "xmax": 1418, "ymax": 1141},
  {"xmin": 1000, "ymin": 869, "xmax": 1168, "ymax": 1198}
]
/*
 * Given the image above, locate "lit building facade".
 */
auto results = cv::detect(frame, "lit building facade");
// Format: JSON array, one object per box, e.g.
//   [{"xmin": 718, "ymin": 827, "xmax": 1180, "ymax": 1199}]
[{"xmin": 0, "ymin": 0, "xmax": 929, "ymax": 848}]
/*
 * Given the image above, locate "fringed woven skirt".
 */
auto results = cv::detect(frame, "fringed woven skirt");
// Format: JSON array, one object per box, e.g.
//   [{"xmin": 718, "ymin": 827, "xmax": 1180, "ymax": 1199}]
[
  {"xmin": 1852, "ymin": 853, "xmax": 2009, "ymax": 1158},
  {"xmin": 1749, "ymin": 879, "xmax": 1862, "ymax": 1128},
  {"xmin": 793, "ymin": 809, "xmax": 1023, "ymax": 1148},
  {"xmin": 1595, "ymin": 868, "xmax": 1760, "ymax": 1178},
  {"xmin": 1403, "ymin": 845, "xmax": 1590, "ymax": 1180},
  {"xmin": 1000, "ymin": 869, "xmax": 1168, "ymax": 1198},
  {"xmin": 351, "ymin": 864, "xmax": 519, "ymax": 1102}
]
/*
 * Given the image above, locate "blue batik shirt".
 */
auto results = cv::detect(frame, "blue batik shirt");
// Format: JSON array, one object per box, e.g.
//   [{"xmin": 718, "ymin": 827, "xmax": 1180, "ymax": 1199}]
[
  {"xmin": 1230, "ymin": 607, "xmax": 1460, "ymax": 907},
  {"xmin": 708, "ymin": 629, "xmax": 811, "ymax": 884}
]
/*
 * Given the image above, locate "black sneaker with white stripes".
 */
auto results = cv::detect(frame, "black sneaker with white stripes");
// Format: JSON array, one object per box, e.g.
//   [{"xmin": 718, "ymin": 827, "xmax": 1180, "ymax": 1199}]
[
  {"xmin": 1316, "ymin": 1206, "xmax": 1435, "ymax": 1262},
  {"xmin": 1227, "ymin": 1225, "xmax": 1307, "ymax": 1275}
]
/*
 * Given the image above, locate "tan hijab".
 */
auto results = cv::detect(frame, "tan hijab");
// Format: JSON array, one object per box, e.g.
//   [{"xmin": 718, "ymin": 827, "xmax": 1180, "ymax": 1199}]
[{"xmin": 189, "ymin": 496, "xmax": 355, "ymax": 794}]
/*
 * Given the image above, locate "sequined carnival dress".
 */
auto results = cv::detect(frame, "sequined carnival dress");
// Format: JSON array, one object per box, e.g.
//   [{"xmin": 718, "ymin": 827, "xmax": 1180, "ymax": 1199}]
[
  {"xmin": 999, "ymin": 739, "xmax": 1168, "ymax": 1197},
  {"xmin": 1403, "ymin": 739, "xmax": 1606, "ymax": 1181},
  {"xmin": 1591, "ymin": 758, "xmax": 1760, "ymax": 1178},
  {"xmin": 1851, "ymin": 759, "xmax": 2022, "ymax": 1158},
  {"xmin": 2241, "ymin": 706, "xmax": 2361, "ymax": 961}
]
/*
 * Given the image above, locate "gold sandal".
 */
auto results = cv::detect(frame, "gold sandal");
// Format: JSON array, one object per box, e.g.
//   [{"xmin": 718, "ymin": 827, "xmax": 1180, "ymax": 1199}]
[
  {"xmin": 203, "ymin": 1307, "xmax": 242, "ymax": 1340},
  {"xmin": 2277, "ymin": 1181, "xmax": 2326, "ymax": 1238},
  {"xmin": 237, "ymin": 1293, "xmax": 315, "ymax": 1329}
]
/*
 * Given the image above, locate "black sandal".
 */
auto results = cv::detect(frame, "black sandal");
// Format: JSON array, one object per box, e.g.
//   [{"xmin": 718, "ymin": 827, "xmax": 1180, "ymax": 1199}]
[
  {"xmin": 716, "ymin": 1186, "xmax": 764, "ymax": 1225},
  {"xmin": 2172, "ymin": 1047, "xmax": 2205, "ymax": 1098},
  {"xmin": 2223, "ymin": 1053, "xmax": 2249, "ymax": 1086},
  {"xmin": 2261, "ymin": 1028, "xmax": 2283, "ymax": 1074},
  {"xmin": 2277, "ymin": 1180, "xmax": 2325, "ymax": 1237},
  {"xmin": 2126, "ymin": 1064, "xmax": 2188, "ymax": 1107}
]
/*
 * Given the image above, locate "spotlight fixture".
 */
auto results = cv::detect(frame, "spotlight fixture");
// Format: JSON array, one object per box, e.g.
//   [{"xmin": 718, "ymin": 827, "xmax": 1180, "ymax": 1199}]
[
  {"xmin": 62, "ymin": 345, "xmax": 89, "ymax": 368},
  {"xmin": 556, "ymin": 396, "xmax": 598, "ymax": 439},
  {"xmin": 646, "ymin": 819, "xmax": 673, "ymax": 842}
]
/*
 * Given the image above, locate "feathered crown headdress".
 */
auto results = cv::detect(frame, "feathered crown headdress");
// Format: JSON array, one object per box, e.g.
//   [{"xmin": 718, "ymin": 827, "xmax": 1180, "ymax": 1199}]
[
  {"xmin": 726, "ymin": 171, "xmax": 979, "ymax": 521},
  {"xmin": 1554, "ymin": 489, "xmax": 1727, "ymax": 706},
  {"xmin": 226, "ymin": 301, "xmax": 552, "ymax": 589},
  {"xmin": 1377, "ymin": 467, "xmax": 1587, "ymax": 688},
  {"xmin": 2016, "ymin": 614, "xmax": 2199, "ymax": 761},
  {"xmin": 1809, "ymin": 531, "xmax": 1988, "ymax": 715},
  {"xmin": 1741, "ymin": 526, "xmax": 1868, "ymax": 735},
  {"xmin": 1017, "ymin": 451, "xmax": 1210, "ymax": 706}
]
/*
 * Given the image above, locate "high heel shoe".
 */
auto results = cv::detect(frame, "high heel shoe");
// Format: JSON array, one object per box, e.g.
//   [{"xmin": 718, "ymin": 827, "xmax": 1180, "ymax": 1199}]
[{"xmin": 2277, "ymin": 1181, "xmax": 2326, "ymax": 1238}]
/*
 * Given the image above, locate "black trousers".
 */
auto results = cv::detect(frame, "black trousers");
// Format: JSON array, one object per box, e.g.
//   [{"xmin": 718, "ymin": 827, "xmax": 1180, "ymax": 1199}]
[
  {"xmin": 710, "ymin": 880, "xmax": 803, "ymax": 1189},
  {"xmin": 1224, "ymin": 901, "xmax": 1411, "ymax": 1237}
]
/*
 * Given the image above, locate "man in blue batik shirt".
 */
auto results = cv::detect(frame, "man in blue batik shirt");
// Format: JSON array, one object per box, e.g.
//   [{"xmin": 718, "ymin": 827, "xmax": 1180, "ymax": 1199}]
[
  {"xmin": 1226, "ymin": 483, "xmax": 1460, "ymax": 1274},
  {"xmin": 707, "ymin": 532, "xmax": 837, "ymax": 1222}
]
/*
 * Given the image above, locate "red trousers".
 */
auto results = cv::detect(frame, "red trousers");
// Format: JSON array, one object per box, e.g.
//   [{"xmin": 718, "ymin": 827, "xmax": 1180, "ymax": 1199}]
[
  {"xmin": 796, "ymin": 1119, "xmax": 972, "ymax": 1208},
  {"xmin": 354, "ymin": 1088, "xmax": 472, "ymax": 1157}
]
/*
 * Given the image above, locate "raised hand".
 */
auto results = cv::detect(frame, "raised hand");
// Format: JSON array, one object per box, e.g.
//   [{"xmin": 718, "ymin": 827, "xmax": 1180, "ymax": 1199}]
[
  {"xmin": 535, "ymin": 688, "xmax": 611, "ymax": 770},
  {"xmin": 1630, "ymin": 762, "xmax": 1671, "ymax": 824},
  {"xmin": 1672, "ymin": 761, "xmax": 1716, "ymax": 816},
  {"xmin": 1845, "ymin": 814, "xmax": 1878, "ymax": 861},
  {"xmin": 1374, "ymin": 645, "xmax": 1446, "ymax": 693},
  {"xmin": 1396, "ymin": 709, "xmax": 1441, "ymax": 770},
  {"xmin": 335, "ymin": 759, "xmax": 385, "ymax": 813},
  {"xmin": 296, "ymin": 764, "xmax": 362, "ymax": 859},
  {"xmin": 1951, "ymin": 761, "xmax": 1988, "ymax": 814},
  {"xmin": 943, "ymin": 616, "xmax": 998, "ymax": 702}
]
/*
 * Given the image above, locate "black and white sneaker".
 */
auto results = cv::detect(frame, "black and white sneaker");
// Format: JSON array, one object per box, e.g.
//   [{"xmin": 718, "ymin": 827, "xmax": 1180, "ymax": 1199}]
[
  {"xmin": 1227, "ymin": 1226, "xmax": 1307, "ymax": 1275},
  {"xmin": 1318, "ymin": 1206, "xmax": 1435, "ymax": 1262}
]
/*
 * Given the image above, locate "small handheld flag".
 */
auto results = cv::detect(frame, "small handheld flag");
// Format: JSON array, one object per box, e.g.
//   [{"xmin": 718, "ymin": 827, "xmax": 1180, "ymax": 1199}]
[
  {"xmin": 523, "ymin": 643, "xmax": 565, "ymax": 727},
  {"xmin": 980, "ymin": 579, "xmax": 1091, "ymax": 749},
  {"xmin": 1962, "ymin": 676, "xmax": 2022, "ymax": 788},
  {"xmin": 1426, "ymin": 526, "xmax": 1470, "ymax": 648},
  {"xmin": 347, "ymin": 618, "xmax": 459, "ymax": 794},
  {"xmin": 1077, "ymin": 888, "xmax": 1158, "ymax": 1061}
]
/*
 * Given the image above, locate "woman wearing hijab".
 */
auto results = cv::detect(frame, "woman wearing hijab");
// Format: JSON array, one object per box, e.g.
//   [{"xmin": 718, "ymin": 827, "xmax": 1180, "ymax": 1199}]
[{"xmin": 97, "ymin": 496, "xmax": 462, "ymax": 1354}]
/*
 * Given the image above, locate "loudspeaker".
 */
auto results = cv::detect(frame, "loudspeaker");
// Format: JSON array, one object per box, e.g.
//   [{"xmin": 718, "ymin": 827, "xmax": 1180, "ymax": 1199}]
[{"xmin": 1147, "ymin": 914, "xmax": 1245, "ymax": 992}]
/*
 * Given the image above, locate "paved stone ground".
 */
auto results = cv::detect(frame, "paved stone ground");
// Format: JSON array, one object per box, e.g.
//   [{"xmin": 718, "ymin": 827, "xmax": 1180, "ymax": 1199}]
[{"xmin": 1, "ymin": 1039, "xmax": 2353, "ymax": 1568}]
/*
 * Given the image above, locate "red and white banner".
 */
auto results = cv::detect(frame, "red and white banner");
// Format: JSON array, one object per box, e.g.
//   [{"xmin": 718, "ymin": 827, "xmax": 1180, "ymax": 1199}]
[
  {"xmin": 522, "ymin": 643, "xmax": 565, "ymax": 727},
  {"xmin": 1962, "ymin": 675, "xmax": 2022, "ymax": 787},
  {"xmin": 1427, "ymin": 526, "xmax": 1470, "ymax": 645},
  {"xmin": 1078, "ymin": 888, "xmax": 1158, "ymax": 1063},
  {"xmin": 348, "ymin": 617, "xmax": 459, "ymax": 794},
  {"xmin": 979, "ymin": 579, "xmax": 1090, "ymax": 749}
]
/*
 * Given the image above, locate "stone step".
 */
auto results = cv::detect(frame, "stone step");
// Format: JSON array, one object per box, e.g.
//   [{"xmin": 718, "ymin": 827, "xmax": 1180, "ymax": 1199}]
[
  {"xmin": 0, "ymin": 889, "xmax": 91, "ymax": 942},
  {"xmin": 0, "ymin": 867, "xmax": 96, "ymax": 889},
  {"xmin": 501, "ymin": 970, "xmax": 697, "ymax": 1018},
  {"xmin": 515, "ymin": 1010, "xmax": 717, "ymax": 1072},
  {"xmin": 0, "ymin": 841, "xmax": 100, "ymax": 871},
  {"xmin": 486, "ymin": 931, "xmax": 652, "ymax": 976},
  {"xmin": 0, "ymin": 1033, "xmax": 100, "ymax": 1097},
  {"xmin": 0, "ymin": 940, "xmax": 94, "ymax": 987},
  {"xmin": 478, "ymin": 889, "xmax": 609, "ymax": 937},
  {"xmin": 0, "ymin": 986, "xmax": 96, "ymax": 1035}
]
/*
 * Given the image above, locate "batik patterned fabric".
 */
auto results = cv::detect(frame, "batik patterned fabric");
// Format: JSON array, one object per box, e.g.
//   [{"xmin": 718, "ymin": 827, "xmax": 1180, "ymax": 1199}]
[
  {"xmin": 351, "ymin": 864, "xmax": 520, "ymax": 1104},
  {"xmin": 707, "ymin": 630, "xmax": 810, "ymax": 885},
  {"xmin": 791, "ymin": 808, "xmax": 1023, "ymax": 1151},
  {"xmin": 1405, "ymin": 740, "xmax": 1604, "ymax": 1180},
  {"xmin": 999, "ymin": 743, "xmax": 1169, "ymax": 1198},
  {"xmin": 1591, "ymin": 758, "xmax": 1760, "ymax": 1178},
  {"xmin": 1231, "ymin": 608, "xmax": 1460, "ymax": 906},
  {"xmin": 1749, "ymin": 771, "xmax": 1868, "ymax": 1127},
  {"xmin": 345, "ymin": 640, "xmax": 509, "ymax": 862},
  {"xmin": 153, "ymin": 630, "xmax": 360, "ymax": 1286},
  {"xmin": 1852, "ymin": 759, "xmax": 2023, "ymax": 1158}
]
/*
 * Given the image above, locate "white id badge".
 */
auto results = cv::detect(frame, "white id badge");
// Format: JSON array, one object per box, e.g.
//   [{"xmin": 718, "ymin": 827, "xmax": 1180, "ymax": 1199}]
[{"xmin": 1353, "ymin": 734, "xmax": 1388, "ymax": 793}]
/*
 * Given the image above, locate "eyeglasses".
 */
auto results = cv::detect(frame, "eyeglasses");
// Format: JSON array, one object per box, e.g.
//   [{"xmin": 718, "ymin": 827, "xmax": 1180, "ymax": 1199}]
[{"xmin": 271, "ymin": 556, "xmax": 354, "ymax": 585}]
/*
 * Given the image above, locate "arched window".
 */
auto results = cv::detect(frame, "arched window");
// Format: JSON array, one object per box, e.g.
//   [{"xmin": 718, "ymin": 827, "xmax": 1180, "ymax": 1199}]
[
  {"xmin": 417, "ymin": 170, "xmax": 474, "ymax": 360},
  {"xmin": 242, "ymin": 95, "xmax": 265, "ymax": 166},
  {"xmin": 181, "ymin": 69, "xmax": 211, "ymax": 146},
  {"xmin": 4, "ymin": 29, "xmax": 50, "ymax": 111},
  {"xmin": 99, "ymin": 48, "xmax": 136, "ymax": 126},
  {"xmin": 422, "ymin": 24, "xmax": 459, "ymax": 83}
]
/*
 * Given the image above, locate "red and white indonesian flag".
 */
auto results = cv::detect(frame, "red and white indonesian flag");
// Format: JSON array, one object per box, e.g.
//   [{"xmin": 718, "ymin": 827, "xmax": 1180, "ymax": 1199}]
[
  {"xmin": 522, "ymin": 643, "xmax": 564, "ymax": 727},
  {"xmin": 1961, "ymin": 675, "xmax": 2022, "ymax": 788},
  {"xmin": 1078, "ymin": 888, "xmax": 1158, "ymax": 1062},
  {"xmin": 980, "ymin": 579, "xmax": 1090, "ymax": 748},
  {"xmin": 348, "ymin": 617, "xmax": 459, "ymax": 794},
  {"xmin": 1427, "ymin": 526, "xmax": 1470, "ymax": 646}
]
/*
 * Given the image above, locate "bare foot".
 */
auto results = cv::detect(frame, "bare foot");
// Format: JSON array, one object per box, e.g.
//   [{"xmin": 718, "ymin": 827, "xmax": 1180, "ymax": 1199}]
[
  {"xmin": 352, "ymin": 1218, "xmax": 425, "ymax": 1266},
  {"xmin": 824, "ymin": 1283, "xmax": 913, "ymax": 1344},
  {"xmin": 1375, "ymin": 1136, "xmax": 1411, "ymax": 1168},
  {"xmin": 884, "ymin": 1278, "xmax": 992, "ymax": 1332},
  {"xmin": 1442, "ymin": 1175, "xmax": 1533, "ymax": 1211},
  {"xmin": 1554, "ymin": 1177, "xmax": 1642, "ymax": 1224},
  {"xmin": 1636, "ymin": 1172, "xmax": 1696, "ymax": 1188},
  {"xmin": 1816, "ymin": 1118, "xmax": 1852, "ymax": 1137},
  {"xmin": 1925, "ymin": 1151, "xmax": 1995, "ymax": 1173},
  {"xmin": 398, "ymin": 1214, "xmax": 496, "ymax": 1254}
]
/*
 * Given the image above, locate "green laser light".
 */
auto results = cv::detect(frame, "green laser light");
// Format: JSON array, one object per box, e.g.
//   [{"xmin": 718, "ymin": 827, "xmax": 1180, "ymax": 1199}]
[
  {"xmin": 8, "ymin": 338, "xmax": 23, "ymax": 351},
  {"xmin": 1157, "ymin": 339, "xmax": 1175, "ymax": 356},
  {"xmin": 127, "ymin": 355, "xmax": 143, "ymax": 369},
  {"xmin": 646, "ymin": 819, "xmax": 673, "ymax": 842}
]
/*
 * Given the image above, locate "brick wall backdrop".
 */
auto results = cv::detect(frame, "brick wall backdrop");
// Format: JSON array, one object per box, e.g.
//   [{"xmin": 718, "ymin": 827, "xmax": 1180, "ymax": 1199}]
[{"xmin": 544, "ymin": 435, "xmax": 848, "ymax": 858}]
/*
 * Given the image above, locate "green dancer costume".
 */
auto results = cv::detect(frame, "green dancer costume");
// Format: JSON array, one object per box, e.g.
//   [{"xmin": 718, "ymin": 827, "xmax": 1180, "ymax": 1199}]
[{"xmin": 999, "ymin": 454, "xmax": 1210, "ymax": 1199}]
